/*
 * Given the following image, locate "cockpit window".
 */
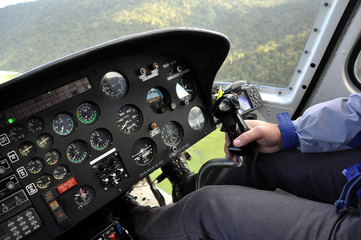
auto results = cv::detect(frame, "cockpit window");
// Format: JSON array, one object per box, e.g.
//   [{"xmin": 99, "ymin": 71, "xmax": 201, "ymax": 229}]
[{"xmin": 0, "ymin": 0, "xmax": 320, "ymax": 87}]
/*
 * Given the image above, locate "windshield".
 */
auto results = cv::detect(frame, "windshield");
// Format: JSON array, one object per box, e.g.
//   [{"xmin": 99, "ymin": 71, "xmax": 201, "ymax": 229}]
[{"xmin": 0, "ymin": 0, "xmax": 320, "ymax": 87}]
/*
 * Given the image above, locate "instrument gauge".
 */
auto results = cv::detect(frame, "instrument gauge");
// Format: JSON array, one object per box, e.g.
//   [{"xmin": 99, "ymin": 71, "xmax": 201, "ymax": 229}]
[
  {"xmin": 188, "ymin": 106, "xmax": 207, "ymax": 130},
  {"xmin": 116, "ymin": 105, "xmax": 143, "ymax": 134},
  {"xmin": 27, "ymin": 117, "xmax": 44, "ymax": 133},
  {"xmin": 161, "ymin": 122, "xmax": 183, "ymax": 147},
  {"xmin": 90, "ymin": 128, "xmax": 112, "ymax": 151},
  {"xmin": 66, "ymin": 140, "xmax": 90, "ymax": 164},
  {"xmin": 53, "ymin": 165, "xmax": 69, "ymax": 180},
  {"xmin": 76, "ymin": 102, "xmax": 99, "ymax": 124},
  {"xmin": 19, "ymin": 141, "xmax": 36, "ymax": 157},
  {"xmin": 44, "ymin": 149, "xmax": 61, "ymax": 165},
  {"xmin": 36, "ymin": 133, "xmax": 53, "ymax": 149},
  {"xmin": 74, "ymin": 186, "xmax": 95, "ymax": 208},
  {"xmin": 100, "ymin": 71, "xmax": 128, "ymax": 99},
  {"xmin": 26, "ymin": 158, "xmax": 44, "ymax": 174},
  {"xmin": 52, "ymin": 113, "xmax": 75, "ymax": 136},
  {"xmin": 131, "ymin": 138, "xmax": 156, "ymax": 166},
  {"xmin": 9, "ymin": 124, "xmax": 27, "ymax": 141},
  {"xmin": 176, "ymin": 78, "xmax": 196, "ymax": 102},
  {"xmin": 146, "ymin": 88, "xmax": 167, "ymax": 113},
  {"xmin": 36, "ymin": 174, "xmax": 53, "ymax": 189}
]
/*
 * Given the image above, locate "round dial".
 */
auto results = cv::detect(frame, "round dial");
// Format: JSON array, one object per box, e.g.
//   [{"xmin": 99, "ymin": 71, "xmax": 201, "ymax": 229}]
[
  {"xmin": 44, "ymin": 149, "xmax": 61, "ymax": 165},
  {"xmin": 74, "ymin": 186, "xmax": 95, "ymax": 207},
  {"xmin": 36, "ymin": 174, "xmax": 53, "ymax": 189},
  {"xmin": 66, "ymin": 140, "xmax": 90, "ymax": 164},
  {"xmin": 131, "ymin": 138, "xmax": 156, "ymax": 166},
  {"xmin": 26, "ymin": 158, "xmax": 44, "ymax": 174},
  {"xmin": 90, "ymin": 129, "xmax": 112, "ymax": 151},
  {"xmin": 76, "ymin": 102, "xmax": 98, "ymax": 124},
  {"xmin": 116, "ymin": 105, "xmax": 143, "ymax": 134},
  {"xmin": 161, "ymin": 122, "xmax": 183, "ymax": 147},
  {"xmin": 146, "ymin": 88, "xmax": 167, "ymax": 113},
  {"xmin": 8, "ymin": 124, "xmax": 27, "ymax": 141},
  {"xmin": 53, "ymin": 165, "xmax": 69, "ymax": 180},
  {"xmin": 36, "ymin": 133, "xmax": 53, "ymax": 149},
  {"xmin": 100, "ymin": 71, "xmax": 128, "ymax": 99},
  {"xmin": 52, "ymin": 113, "xmax": 75, "ymax": 136},
  {"xmin": 176, "ymin": 78, "xmax": 195, "ymax": 102},
  {"xmin": 188, "ymin": 106, "xmax": 206, "ymax": 130},
  {"xmin": 27, "ymin": 117, "xmax": 44, "ymax": 133},
  {"xmin": 19, "ymin": 141, "xmax": 36, "ymax": 157}
]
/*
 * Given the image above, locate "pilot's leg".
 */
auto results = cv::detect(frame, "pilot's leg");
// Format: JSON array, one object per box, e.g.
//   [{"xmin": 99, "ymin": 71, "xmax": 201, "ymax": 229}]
[
  {"xmin": 202, "ymin": 149, "xmax": 361, "ymax": 205},
  {"xmin": 131, "ymin": 185, "xmax": 361, "ymax": 240},
  {"xmin": 254, "ymin": 148, "xmax": 361, "ymax": 204}
]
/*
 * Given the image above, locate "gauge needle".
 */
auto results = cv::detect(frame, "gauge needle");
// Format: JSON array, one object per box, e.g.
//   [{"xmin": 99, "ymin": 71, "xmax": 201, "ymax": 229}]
[
  {"xmin": 120, "ymin": 120, "xmax": 129, "ymax": 130},
  {"xmin": 40, "ymin": 137, "xmax": 49, "ymax": 145},
  {"xmin": 24, "ymin": 145, "xmax": 33, "ymax": 152}
]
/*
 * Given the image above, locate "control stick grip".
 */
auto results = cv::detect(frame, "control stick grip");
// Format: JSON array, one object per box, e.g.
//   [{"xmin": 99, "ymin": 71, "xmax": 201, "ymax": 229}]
[{"xmin": 212, "ymin": 94, "xmax": 252, "ymax": 156}]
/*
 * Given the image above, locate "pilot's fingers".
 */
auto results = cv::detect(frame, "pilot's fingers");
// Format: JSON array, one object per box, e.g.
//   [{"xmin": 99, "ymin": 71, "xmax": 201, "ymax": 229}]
[{"xmin": 232, "ymin": 127, "xmax": 260, "ymax": 148}]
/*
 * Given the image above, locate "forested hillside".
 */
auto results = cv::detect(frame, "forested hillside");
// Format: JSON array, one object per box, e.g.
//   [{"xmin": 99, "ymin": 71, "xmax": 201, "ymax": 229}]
[{"xmin": 0, "ymin": 0, "xmax": 320, "ymax": 87}]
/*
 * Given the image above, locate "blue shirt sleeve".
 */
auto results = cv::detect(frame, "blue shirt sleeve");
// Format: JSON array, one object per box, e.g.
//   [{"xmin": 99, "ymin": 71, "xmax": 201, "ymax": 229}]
[
  {"xmin": 277, "ymin": 112, "xmax": 298, "ymax": 150},
  {"xmin": 290, "ymin": 93, "xmax": 361, "ymax": 153}
]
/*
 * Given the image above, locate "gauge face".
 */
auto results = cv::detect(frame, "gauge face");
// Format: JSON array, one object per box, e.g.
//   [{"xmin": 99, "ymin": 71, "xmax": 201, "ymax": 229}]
[
  {"xmin": 44, "ymin": 149, "xmax": 61, "ymax": 165},
  {"xmin": 26, "ymin": 158, "xmax": 44, "ymax": 174},
  {"xmin": 53, "ymin": 165, "xmax": 69, "ymax": 180},
  {"xmin": 90, "ymin": 129, "xmax": 112, "ymax": 151},
  {"xmin": 9, "ymin": 124, "xmax": 27, "ymax": 141},
  {"xmin": 131, "ymin": 138, "xmax": 156, "ymax": 166},
  {"xmin": 100, "ymin": 71, "xmax": 128, "ymax": 99},
  {"xmin": 52, "ymin": 113, "xmax": 75, "ymax": 136},
  {"xmin": 176, "ymin": 78, "xmax": 195, "ymax": 102},
  {"xmin": 19, "ymin": 141, "xmax": 36, "ymax": 157},
  {"xmin": 36, "ymin": 133, "xmax": 53, "ymax": 149},
  {"xmin": 27, "ymin": 117, "xmax": 44, "ymax": 133},
  {"xmin": 146, "ymin": 88, "xmax": 167, "ymax": 113},
  {"xmin": 66, "ymin": 140, "xmax": 90, "ymax": 164},
  {"xmin": 74, "ymin": 186, "xmax": 95, "ymax": 207},
  {"xmin": 161, "ymin": 122, "xmax": 183, "ymax": 147},
  {"xmin": 116, "ymin": 105, "xmax": 143, "ymax": 134},
  {"xmin": 76, "ymin": 102, "xmax": 98, "ymax": 124},
  {"xmin": 36, "ymin": 174, "xmax": 53, "ymax": 189},
  {"xmin": 188, "ymin": 106, "xmax": 207, "ymax": 130}
]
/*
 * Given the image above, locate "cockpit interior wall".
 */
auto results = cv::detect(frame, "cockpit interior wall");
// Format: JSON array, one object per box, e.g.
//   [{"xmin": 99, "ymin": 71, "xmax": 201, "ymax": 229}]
[{"xmin": 0, "ymin": 28, "xmax": 229, "ymax": 239}]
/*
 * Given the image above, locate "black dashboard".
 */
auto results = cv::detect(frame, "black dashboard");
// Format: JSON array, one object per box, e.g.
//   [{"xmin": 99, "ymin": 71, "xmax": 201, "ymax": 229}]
[{"xmin": 0, "ymin": 28, "xmax": 229, "ymax": 240}]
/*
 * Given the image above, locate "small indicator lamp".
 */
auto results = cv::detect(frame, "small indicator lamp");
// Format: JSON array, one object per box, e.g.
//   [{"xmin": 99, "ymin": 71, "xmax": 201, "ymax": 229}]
[{"xmin": 7, "ymin": 118, "xmax": 15, "ymax": 124}]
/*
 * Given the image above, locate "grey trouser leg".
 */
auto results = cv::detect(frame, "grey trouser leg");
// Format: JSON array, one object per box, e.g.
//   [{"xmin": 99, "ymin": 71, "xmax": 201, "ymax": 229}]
[
  {"xmin": 132, "ymin": 185, "xmax": 361, "ymax": 240},
  {"xmin": 131, "ymin": 149, "xmax": 361, "ymax": 239}
]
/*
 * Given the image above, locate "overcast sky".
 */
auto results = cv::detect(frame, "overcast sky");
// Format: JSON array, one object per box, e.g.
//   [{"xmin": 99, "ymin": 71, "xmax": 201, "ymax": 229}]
[{"xmin": 0, "ymin": 0, "xmax": 37, "ymax": 8}]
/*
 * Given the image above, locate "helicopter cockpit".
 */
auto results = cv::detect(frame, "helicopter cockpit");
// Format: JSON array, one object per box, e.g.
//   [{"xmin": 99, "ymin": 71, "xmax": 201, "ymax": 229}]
[{"xmin": 1, "ymin": 0, "xmax": 361, "ymax": 239}]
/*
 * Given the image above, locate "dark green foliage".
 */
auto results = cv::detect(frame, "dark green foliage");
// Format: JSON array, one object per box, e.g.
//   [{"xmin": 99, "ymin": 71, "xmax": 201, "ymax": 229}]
[{"xmin": 0, "ymin": 0, "xmax": 320, "ymax": 87}]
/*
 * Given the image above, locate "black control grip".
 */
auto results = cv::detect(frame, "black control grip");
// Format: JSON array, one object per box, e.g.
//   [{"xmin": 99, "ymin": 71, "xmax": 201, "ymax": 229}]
[{"xmin": 212, "ymin": 95, "xmax": 252, "ymax": 156}]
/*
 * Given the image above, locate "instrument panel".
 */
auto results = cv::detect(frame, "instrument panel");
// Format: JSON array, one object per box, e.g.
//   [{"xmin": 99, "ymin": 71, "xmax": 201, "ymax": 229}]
[{"xmin": 0, "ymin": 28, "xmax": 229, "ymax": 239}]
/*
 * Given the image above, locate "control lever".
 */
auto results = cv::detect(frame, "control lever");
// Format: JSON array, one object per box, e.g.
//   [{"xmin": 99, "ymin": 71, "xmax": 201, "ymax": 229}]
[{"xmin": 212, "ymin": 93, "xmax": 252, "ymax": 156}]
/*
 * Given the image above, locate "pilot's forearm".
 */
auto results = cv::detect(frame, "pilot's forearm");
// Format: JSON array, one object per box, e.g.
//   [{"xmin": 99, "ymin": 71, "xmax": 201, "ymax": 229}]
[{"xmin": 278, "ymin": 93, "xmax": 361, "ymax": 153}]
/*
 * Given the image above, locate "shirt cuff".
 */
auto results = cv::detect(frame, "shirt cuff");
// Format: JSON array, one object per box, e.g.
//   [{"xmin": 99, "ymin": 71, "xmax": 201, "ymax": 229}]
[{"xmin": 277, "ymin": 112, "xmax": 298, "ymax": 150}]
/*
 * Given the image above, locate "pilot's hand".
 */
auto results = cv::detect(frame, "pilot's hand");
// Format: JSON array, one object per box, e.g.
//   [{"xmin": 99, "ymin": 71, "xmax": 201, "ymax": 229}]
[{"xmin": 224, "ymin": 120, "xmax": 282, "ymax": 162}]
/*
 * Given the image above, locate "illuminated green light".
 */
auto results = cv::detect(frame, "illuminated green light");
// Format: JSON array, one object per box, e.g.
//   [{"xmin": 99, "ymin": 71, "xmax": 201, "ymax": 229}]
[{"xmin": 8, "ymin": 118, "xmax": 15, "ymax": 124}]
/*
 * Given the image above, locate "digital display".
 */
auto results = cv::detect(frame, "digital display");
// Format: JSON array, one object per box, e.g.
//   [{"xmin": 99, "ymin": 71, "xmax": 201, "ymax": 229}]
[
  {"xmin": 3, "ymin": 78, "xmax": 91, "ymax": 123},
  {"xmin": 237, "ymin": 92, "xmax": 252, "ymax": 114}
]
